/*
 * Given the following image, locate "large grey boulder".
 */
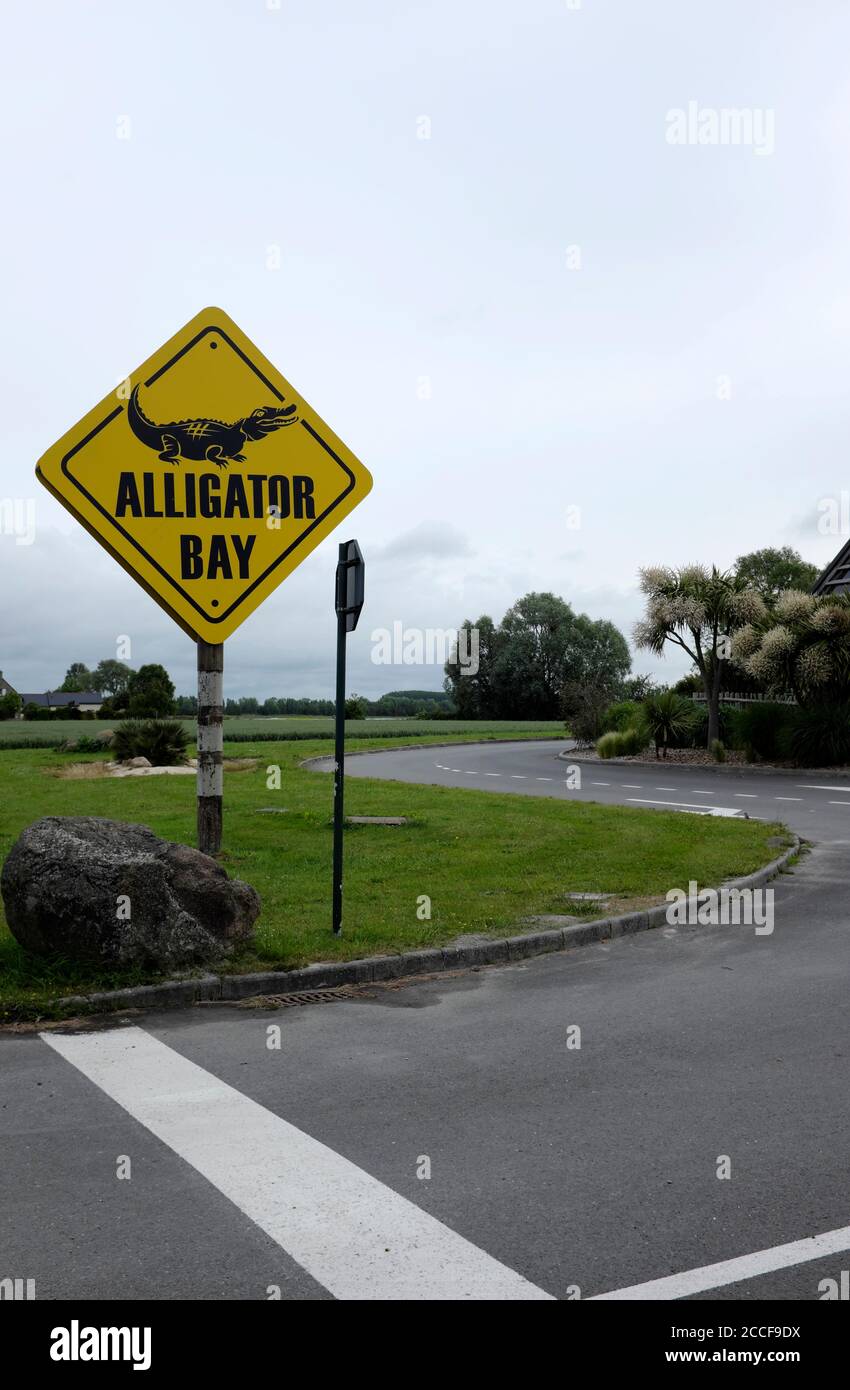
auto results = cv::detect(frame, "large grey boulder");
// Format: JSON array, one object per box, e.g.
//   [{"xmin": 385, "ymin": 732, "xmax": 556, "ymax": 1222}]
[{"xmin": 0, "ymin": 816, "xmax": 260, "ymax": 969}]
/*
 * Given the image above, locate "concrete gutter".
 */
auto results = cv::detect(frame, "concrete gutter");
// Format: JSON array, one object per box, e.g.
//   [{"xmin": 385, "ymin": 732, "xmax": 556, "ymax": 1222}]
[{"xmin": 53, "ymin": 836, "xmax": 801, "ymax": 1016}]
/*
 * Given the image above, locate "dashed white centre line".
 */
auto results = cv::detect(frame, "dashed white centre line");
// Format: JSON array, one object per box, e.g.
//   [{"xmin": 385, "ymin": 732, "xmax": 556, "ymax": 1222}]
[
  {"xmin": 484, "ymin": 772, "xmax": 502, "ymax": 777},
  {"xmin": 828, "ymin": 801, "xmax": 850, "ymax": 807},
  {"xmin": 591, "ymin": 781, "xmax": 610, "ymax": 786},
  {"xmin": 510, "ymin": 775, "xmax": 527, "ymax": 780},
  {"xmin": 621, "ymin": 784, "xmax": 642, "ymax": 789},
  {"xmin": 735, "ymin": 793, "xmax": 758, "ymax": 798},
  {"xmin": 774, "ymin": 797, "xmax": 801, "ymax": 802},
  {"xmin": 41, "ymin": 1027, "xmax": 553, "ymax": 1302},
  {"xmin": 536, "ymin": 777, "xmax": 554, "ymax": 782},
  {"xmin": 590, "ymin": 1223, "xmax": 850, "ymax": 1300}
]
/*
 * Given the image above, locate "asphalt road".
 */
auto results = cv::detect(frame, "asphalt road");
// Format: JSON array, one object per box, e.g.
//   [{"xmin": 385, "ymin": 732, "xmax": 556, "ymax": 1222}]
[
  {"xmin": 2, "ymin": 741, "xmax": 849, "ymax": 1302},
  {"xmin": 318, "ymin": 738, "xmax": 850, "ymax": 838}
]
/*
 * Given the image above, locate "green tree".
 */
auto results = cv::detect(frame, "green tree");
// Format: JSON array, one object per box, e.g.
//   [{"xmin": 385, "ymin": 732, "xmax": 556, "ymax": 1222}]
[
  {"xmin": 344, "ymin": 694, "xmax": 368, "ymax": 719},
  {"xmin": 126, "ymin": 664, "xmax": 176, "ymax": 718},
  {"xmin": 92, "ymin": 659, "xmax": 132, "ymax": 696},
  {"xmin": 0, "ymin": 691, "xmax": 21, "ymax": 720},
  {"xmin": 60, "ymin": 662, "xmax": 94, "ymax": 692},
  {"xmin": 444, "ymin": 595, "xmax": 631, "ymax": 720},
  {"xmin": 734, "ymin": 546, "xmax": 818, "ymax": 604},
  {"xmin": 634, "ymin": 565, "xmax": 766, "ymax": 747},
  {"xmin": 444, "ymin": 615, "xmax": 500, "ymax": 718},
  {"xmin": 568, "ymin": 615, "xmax": 631, "ymax": 688},
  {"xmin": 492, "ymin": 593, "xmax": 578, "ymax": 717}
]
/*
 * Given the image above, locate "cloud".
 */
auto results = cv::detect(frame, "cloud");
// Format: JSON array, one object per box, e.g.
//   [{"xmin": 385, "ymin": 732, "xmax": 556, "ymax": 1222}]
[{"xmin": 371, "ymin": 522, "xmax": 473, "ymax": 564}]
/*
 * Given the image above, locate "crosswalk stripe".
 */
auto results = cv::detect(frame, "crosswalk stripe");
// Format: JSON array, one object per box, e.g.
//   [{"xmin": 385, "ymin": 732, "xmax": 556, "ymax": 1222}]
[
  {"xmin": 589, "ymin": 1223, "xmax": 850, "ymax": 1299},
  {"xmin": 41, "ymin": 1026, "xmax": 553, "ymax": 1303}
]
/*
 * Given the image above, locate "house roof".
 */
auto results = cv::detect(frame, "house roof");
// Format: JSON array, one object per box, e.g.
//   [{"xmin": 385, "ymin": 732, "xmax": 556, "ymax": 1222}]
[
  {"xmin": 812, "ymin": 538, "xmax": 850, "ymax": 596},
  {"xmin": 19, "ymin": 691, "xmax": 103, "ymax": 707}
]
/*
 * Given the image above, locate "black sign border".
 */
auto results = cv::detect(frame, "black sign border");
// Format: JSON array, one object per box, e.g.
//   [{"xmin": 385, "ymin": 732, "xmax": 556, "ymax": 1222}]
[{"xmin": 58, "ymin": 325, "xmax": 356, "ymax": 627}]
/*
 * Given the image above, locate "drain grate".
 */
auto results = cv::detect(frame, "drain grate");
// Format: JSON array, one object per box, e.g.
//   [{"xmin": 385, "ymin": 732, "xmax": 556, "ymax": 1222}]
[{"xmin": 238, "ymin": 986, "xmax": 355, "ymax": 1009}]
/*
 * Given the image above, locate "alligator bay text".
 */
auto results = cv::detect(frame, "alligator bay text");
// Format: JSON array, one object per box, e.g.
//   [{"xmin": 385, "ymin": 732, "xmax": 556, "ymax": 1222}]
[{"xmin": 114, "ymin": 470, "xmax": 316, "ymax": 580}]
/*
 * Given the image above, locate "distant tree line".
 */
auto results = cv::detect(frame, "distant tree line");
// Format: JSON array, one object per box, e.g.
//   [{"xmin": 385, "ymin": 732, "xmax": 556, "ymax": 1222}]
[{"xmin": 172, "ymin": 690, "xmax": 456, "ymax": 719}]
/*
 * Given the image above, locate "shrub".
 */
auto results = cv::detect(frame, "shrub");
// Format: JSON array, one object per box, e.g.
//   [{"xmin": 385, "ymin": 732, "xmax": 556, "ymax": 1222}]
[
  {"xmin": 60, "ymin": 735, "xmax": 109, "ymax": 754},
  {"xmin": 726, "ymin": 702, "xmax": 795, "ymax": 762},
  {"xmin": 597, "ymin": 728, "xmax": 646, "ymax": 758},
  {"xmin": 597, "ymin": 732, "xmax": 625, "ymax": 759},
  {"xmin": 600, "ymin": 700, "xmax": 642, "ymax": 734},
  {"xmin": 563, "ymin": 681, "xmax": 620, "ymax": 745},
  {"xmin": 689, "ymin": 702, "xmax": 737, "ymax": 749},
  {"xmin": 620, "ymin": 725, "xmax": 649, "ymax": 755},
  {"xmin": 786, "ymin": 703, "xmax": 850, "ymax": 767},
  {"xmin": 642, "ymin": 692, "xmax": 698, "ymax": 758},
  {"xmin": 112, "ymin": 719, "xmax": 190, "ymax": 766},
  {"xmin": 710, "ymin": 739, "xmax": 726, "ymax": 763}
]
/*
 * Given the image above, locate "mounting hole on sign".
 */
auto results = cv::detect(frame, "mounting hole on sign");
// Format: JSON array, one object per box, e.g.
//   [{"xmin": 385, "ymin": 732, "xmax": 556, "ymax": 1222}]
[
  {"xmin": 211, "ymin": 600, "xmax": 219, "ymax": 608},
  {"xmin": 209, "ymin": 340, "xmax": 218, "ymax": 349}
]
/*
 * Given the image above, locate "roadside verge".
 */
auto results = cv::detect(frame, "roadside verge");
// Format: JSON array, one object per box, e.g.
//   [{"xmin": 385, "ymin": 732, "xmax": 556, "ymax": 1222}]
[{"xmin": 49, "ymin": 835, "xmax": 800, "ymax": 1018}]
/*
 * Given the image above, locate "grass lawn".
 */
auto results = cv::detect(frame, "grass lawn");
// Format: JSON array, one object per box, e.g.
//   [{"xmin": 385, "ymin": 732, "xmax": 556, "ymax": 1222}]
[
  {"xmin": 0, "ymin": 735, "xmax": 789, "ymax": 1019},
  {"xmin": 0, "ymin": 716, "xmax": 567, "ymax": 749}
]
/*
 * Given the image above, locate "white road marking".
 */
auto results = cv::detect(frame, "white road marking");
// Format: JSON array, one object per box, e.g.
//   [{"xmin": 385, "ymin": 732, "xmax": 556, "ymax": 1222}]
[
  {"xmin": 41, "ymin": 1027, "xmax": 552, "ymax": 1303},
  {"xmin": 620, "ymin": 784, "xmax": 642, "ymax": 789},
  {"xmin": 463, "ymin": 770, "xmax": 478, "ymax": 775},
  {"xmin": 591, "ymin": 781, "xmax": 610, "ymax": 786},
  {"xmin": 735, "ymin": 793, "xmax": 758, "ymax": 798},
  {"xmin": 536, "ymin": 777, "xmax": 554, "ymax": 782},
  {"xmin": 590, "ymin": 1223, "xmax": 850, "ymax": 1300},
  {"xmin": 774, "ymin": 797, "xmax": 801, "ymax": 802},
  {"xmin": 828, "ymin": 801, "xmax": 850, "ymax": 807},
  {"xmin": 689, "ymin": 791, "xmax": 712, "ymax": 796},
  {"xmin": 510, "ymin": 775, "xmax": 527, "ymax": 780},
  {"xmin": 797, "ymin": 784, "xmax": 850, "ymax": 792},
  {"xmin": 655, "ymin": 786, "xmax": 676, "ymax": 791},
  {"xmin": 627, "ymin": 798, "xmax": 742, "ymax": 818},
  {"xmin": 484, "ymin": 772, "xmax": 502, "ymax": 777}
]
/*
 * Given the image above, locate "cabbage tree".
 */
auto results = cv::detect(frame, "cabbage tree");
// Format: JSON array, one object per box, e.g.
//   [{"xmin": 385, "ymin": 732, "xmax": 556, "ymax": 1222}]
[{"xmin": 634, "ymin": 565, "xmax": 766, "ymax": 747}]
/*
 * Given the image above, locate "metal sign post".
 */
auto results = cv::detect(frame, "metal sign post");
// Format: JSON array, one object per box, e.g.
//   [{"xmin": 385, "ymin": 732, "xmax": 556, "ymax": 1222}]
[
  {"xmin": 332, "ymin": 539, "xmax": 365, "ymax": 936},
  {"xmin": 197, "ymin": 640, "xmax": 224, "ymax": 855}
]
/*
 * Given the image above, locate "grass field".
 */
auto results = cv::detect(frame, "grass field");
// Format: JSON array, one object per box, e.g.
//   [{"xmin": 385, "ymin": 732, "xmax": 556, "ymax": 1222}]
[
  {"xmin": 0, "ymin": 734, "xmax": 789, "ymax": 1020},
  {"xmin": 0, "ymin": 716, "xmax": 567, "ymax": 749}
]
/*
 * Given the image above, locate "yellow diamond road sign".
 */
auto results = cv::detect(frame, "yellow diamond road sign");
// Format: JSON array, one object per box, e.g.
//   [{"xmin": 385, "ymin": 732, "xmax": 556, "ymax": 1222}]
[{"xmin": 36, "ymin": 308, "xmax": 373, "ymax": 644}]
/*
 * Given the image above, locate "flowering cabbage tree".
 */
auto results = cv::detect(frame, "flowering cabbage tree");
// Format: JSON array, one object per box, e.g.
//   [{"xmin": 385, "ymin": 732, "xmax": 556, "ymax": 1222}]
[
  {"xmin": 634, "ymin": 565, "xmax": 766, "ymax": 746},
  {"xmin": 731, "ymin": 590, "xmax": 850, "ymax": 706}
]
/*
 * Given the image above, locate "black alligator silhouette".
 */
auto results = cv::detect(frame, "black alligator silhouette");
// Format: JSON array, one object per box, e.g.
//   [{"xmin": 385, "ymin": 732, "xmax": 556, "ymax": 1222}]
[{"xmin": 127, "ymin": 385, "xmax": 297, "ymax": 469}]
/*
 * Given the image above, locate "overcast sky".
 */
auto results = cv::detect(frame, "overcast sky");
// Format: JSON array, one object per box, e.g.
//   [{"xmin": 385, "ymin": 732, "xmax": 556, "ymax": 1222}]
[{"xmin": 2, "ymin": 0, "xmax": 850, "ymax": 700}]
